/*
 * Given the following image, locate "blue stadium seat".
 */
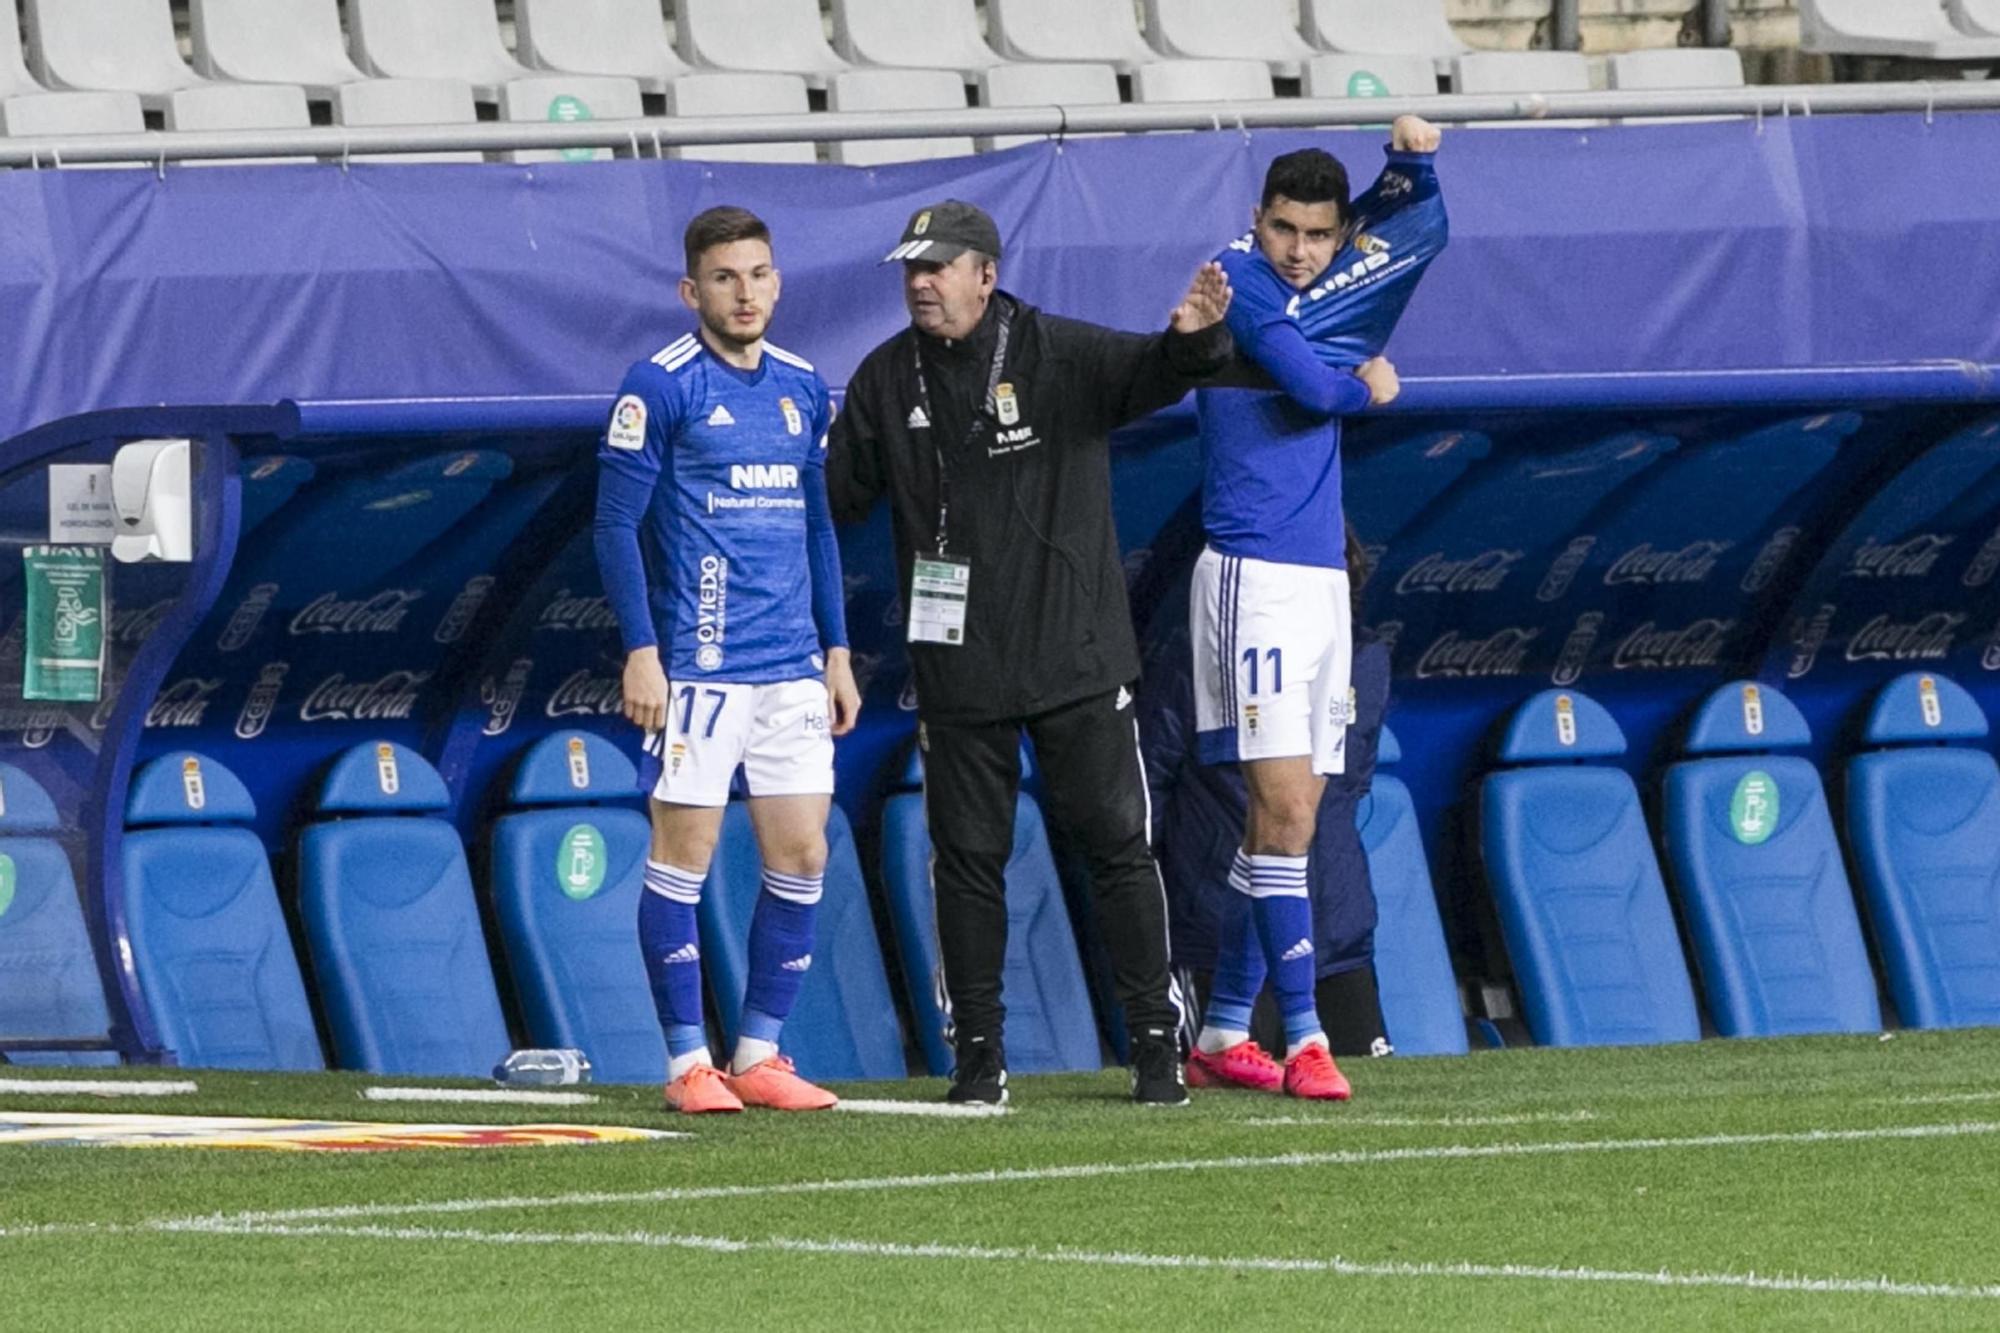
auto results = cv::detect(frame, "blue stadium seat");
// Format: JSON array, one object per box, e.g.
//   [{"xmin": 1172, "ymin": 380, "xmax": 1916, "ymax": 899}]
[
  {"xmin": 1845, "ymin": 672, "xmax": 2000, "ymax": 1029},
  {"xmin": 1661, "ymin": 683, "xmax": 1880, "ymax": 1038},
  {"xmin": 296, "ymin": 741, "xmax": 511, "ymax": 1076},
  {"xmin": 697, "ymin": 801, "xmax": 905, "ymax": 1081},
  {"xmin": 0, "ymin": 763, "xmax": 116, "ymax": 1066},
  {"xmin": 879, "ymin": 750, "xmax": 1100, "ymax": 1076},
  {"xmin": 488, "ymin": 731, "xmax": 663, "ymax": 1085},
  {"xmin": 122, "ymin": 751, "xmax": 323, "ymax": 1070},
  {"xmin": 1360, "ymin": 726, "xmax": 1467, "ymax": 1055},
  {"xmin": 1481, "ymin": 690, "xmax": 1701, "ymax": 1047}
]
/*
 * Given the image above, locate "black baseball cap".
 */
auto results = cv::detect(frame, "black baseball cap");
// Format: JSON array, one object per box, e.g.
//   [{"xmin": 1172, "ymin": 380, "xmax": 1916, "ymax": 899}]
[{"xmin": 881, "ymin": 199, "xmax": 1003, "ymax": 265}]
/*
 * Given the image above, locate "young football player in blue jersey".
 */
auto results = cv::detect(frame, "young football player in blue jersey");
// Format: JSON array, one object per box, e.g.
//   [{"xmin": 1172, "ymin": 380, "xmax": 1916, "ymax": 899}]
[
  {"xmin": 1187, "ymin": 116, "xmax": 1446, "ymax": 1100},
  {"xmin": 594, "ymin": 206, "xmax": 860, "ymax": 1114}
]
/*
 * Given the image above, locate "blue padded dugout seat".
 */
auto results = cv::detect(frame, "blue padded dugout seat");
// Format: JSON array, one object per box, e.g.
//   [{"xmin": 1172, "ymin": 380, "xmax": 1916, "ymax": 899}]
[
  {"xmin": 1661, "ymin": 683, "xmax": 1880, "ymax": 1038},
  {"xmin": 488, "ymin": 732, "xmax": 663, "ymax": 1085},
  {"xmin": 297, "ymin": 741, "xmax": 511, "ymax": 1076},
  {"xmin": 0, "ymin": 763, "xmax": 116, "ymax": 1066},
  {"xmin": 698, "ymin": 800, "xmax": 905, "ymax": 1081},
  {"xmin": 879, "ymin": 749, "xmax": 1100, "ymax": 1076},
  {"xmin": 1845, "ymin": 672, "xmax": 2000, "ymax": 1029},
  {"xmin": 1481, "ymin": 690, "xmax": 1701, "ymax": 1047},
  {"xmin": 1360, "ymin": 726, "xmax": 1467, "ymax": 1055},
  {"xmin": 122, "ymin": 752, "xmax": 323, "ymax": 1070}
]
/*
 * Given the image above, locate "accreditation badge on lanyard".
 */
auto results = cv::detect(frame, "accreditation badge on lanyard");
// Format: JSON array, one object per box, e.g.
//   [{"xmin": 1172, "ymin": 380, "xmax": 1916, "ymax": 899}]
[{"xmin": 907, "ymin": 308, "xmax": 1009, "ymax": 648}]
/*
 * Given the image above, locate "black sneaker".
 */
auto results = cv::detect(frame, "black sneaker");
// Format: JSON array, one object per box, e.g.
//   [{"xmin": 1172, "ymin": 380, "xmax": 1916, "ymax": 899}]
[
  {"xmin": 947, "ymin": 1035, "xmax": 1008, "ymax": 1105},
  {"xmin": 1130, "ymin": 1028, "xmax": 1189, "ymax": 1106}
]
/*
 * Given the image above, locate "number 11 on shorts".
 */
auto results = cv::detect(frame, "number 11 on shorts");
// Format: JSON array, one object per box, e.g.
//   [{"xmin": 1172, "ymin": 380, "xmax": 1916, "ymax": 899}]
[{"xmin": 1243, "ymin": 646, "xmax": 1283, "ymax": 696}]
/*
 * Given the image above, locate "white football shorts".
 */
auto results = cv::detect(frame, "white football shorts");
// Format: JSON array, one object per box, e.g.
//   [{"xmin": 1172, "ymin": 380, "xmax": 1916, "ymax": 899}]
[
  {"xmin": 648, "ymin": 676, "xmax": 833, "ymax": 807},
  {"xmin": 1191, "ymin": 547, "xmax": 1353, "ymax": 775}
]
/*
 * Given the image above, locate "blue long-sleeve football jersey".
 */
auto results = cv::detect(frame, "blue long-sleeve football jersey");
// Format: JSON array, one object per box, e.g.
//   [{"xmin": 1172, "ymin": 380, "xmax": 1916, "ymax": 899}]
[
  {"xmin": 1197, "ymin": 148, "xmax": 1447, "ymax": 568},
  {"xmin": 593, "ymin": 332, "xmax": 847, "ymax": 684}
]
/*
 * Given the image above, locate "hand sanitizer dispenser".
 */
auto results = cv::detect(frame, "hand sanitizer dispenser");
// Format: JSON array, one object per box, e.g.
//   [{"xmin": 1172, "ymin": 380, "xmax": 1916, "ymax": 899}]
[{"xmin": 110, "ymin": 439, "xmax": 192, "ymax": 563}]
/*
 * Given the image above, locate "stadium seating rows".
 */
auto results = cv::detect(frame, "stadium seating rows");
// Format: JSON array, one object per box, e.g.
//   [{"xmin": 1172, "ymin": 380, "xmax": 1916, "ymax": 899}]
[
  {"xmin": 14, "ymin": 670, "xmax": 1998, "ymax": 1079},
  {"xmin": 0, "ymin": 0, "xmax": 1758, "ymax": 165}
]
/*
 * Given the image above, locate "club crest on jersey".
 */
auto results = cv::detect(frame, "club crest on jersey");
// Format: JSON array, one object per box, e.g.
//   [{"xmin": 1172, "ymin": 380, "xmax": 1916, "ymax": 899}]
[
  {"xmin": 779, "ymin": 396, "xmax": 803, "ymax": 436},
  {"xmin": 608, "ymin": 395, "xmax": 646, "ymax": 450},
  {"xmin": 993, "ymin": 383, "xmax": 1020, "ymax": 426}
]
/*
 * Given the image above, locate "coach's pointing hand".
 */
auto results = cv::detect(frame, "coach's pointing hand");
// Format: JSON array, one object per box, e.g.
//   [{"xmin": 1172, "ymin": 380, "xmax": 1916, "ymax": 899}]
[{"xmin": 1171, "ymin": 262, "xmax": 1233, "ymax": 334}]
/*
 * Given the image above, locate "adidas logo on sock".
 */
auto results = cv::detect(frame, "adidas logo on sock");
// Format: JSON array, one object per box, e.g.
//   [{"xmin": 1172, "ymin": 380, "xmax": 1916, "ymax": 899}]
[
  {"xmin": 1280, "ymin": 938, "xmax": 1314, "ymax": 962},
  {"xmin": 781, "ymin": 954, "xmax": 813, "ymax": 972},
  {"xmin": 707, "ymin": 404, "xmax": 735, "ymax": 426},
  {"xmin": 663, "ymin": 943, "xmax": 701, "ymax": 965},
  {"xmin": 907, "ymin": 405, "xmax": 930, "ymax": 429}
]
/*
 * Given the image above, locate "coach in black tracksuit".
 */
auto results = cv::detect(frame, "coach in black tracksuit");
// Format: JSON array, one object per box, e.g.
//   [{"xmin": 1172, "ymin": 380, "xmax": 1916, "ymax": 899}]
[{"xmin": 828, "ymin": 200, "xmax": 1234, "ymax": 1106}]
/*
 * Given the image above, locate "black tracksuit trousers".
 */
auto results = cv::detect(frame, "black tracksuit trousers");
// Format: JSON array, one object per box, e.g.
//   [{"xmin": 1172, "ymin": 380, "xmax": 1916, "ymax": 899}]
[{"xmin": 922, "ymin": 685, "xmax": 1181, "ymax": 1051}]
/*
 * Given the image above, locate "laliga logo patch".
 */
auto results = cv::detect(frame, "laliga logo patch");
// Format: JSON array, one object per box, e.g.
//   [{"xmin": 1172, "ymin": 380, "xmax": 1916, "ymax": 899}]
[
  {"xmin": 1354, "ymin": 233, "xmax": 1389, "ymax": 256},
  {"xmin": 181, "ymin": 756, "xmax": 206, "ymax": 810},
  {"xmin": 1555, "ymin": 694, "xmax": 1577, "ymax": 747},
  {"xmin": 608, "ymin": 395, "xmax": 646, "ymax": 451},
  {"xmin": 993, "ymin": 383, "xmax": 1020, "ymax": 427},
  {"xmin": 779, "ymin": 396, "xmax": 803, "ymax": 437},
  {"xmin": 375, "ymin": 742, "xmax": 400, "ymax": 796}
]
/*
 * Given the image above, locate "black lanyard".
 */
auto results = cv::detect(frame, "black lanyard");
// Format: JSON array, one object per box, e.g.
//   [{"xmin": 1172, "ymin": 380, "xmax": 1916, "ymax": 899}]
[{"xmin": 911, "ymin": 307, "xmax": 1011, "ymax": 555}]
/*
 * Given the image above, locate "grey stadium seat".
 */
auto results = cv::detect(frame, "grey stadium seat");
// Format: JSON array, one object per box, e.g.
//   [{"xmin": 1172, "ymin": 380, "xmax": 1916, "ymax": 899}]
[
  {"xmin": 164, "ymin": 83, "xmax": 314, "ymax": 165},
  {"xmin": 25, "ymin": 0, "xmax": 211, "ymax": 105},
  {"xmin": 1131, "ymin": 58, "xmax": 1275, "ymax": 105},
  {"xmin": 1144, "ymin": 0, "xmax": 1317, "ymax": 79},
  {"xmin": 1451, "ymin": 50, "xmax": 1596, "ymax": 124},
  {"xmin": 334, "ymin": 77, "xmax": 481, "ymax": 163},
  {"xmin": 1606, "ymin": 48, "xmax": 1745, "ymax": 89},
  {"xmin": 1799, "ymin": 0, "xmax": 2000, "ymax": 58},
  {"xmin": 1, "ymin": 90, "xmax": 147, "ymax": 142},
  {"xmin": 1303, "ymin": 53, "xmax": 1439, "ymax": 99},
  {"xmin": 1953, "ymin": 0, "xmax": 2000, "ymax": 37},
  {"xmin": 1303, "ymin": 0, "xmax": 1469, "ymax": 60},
  {"xmin": 827, "ymin": 68, "xmax": 972, "ymax": 166},
  {"xmin": 191, "ymin": 0, "xmax": 366, "ymax": 98},
  {"xmin": 347, "ymin": 0, "xmax": 534, "ymax": 100},
  {"xmin": 977, "ymin": 60, "xmax": 1119, "ymax": 152},
  {"xmin": 498, "ymin": 74, "xmax": 644, "ymax": 164},
  {"xmin": 515, "ymin": 0, "xmax": 691, "ymax": 97},
  {"xmin": 663, "ymin": 72, "xmax": 816, "ymax": 164},
  {"xmin": 676, "ymin": 0, "xmax": 851, "ymax": 89},
  {"xmin": 988, "ymin": 0, "xmax": 1160, "ymax": 73},
  {"xmin": 833, "ymin": 0, "xmax": 1008, "ymax": 82}
]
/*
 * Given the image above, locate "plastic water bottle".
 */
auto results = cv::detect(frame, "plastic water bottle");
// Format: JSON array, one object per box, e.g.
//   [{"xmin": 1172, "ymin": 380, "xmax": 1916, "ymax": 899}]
[{"xmin": 493, "ymin": 1049, "xmax": 592, "ymax": 1087}]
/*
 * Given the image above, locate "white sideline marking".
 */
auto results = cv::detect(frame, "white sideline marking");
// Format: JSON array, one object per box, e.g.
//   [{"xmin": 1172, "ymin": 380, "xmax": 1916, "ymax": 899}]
[
  {"xmin": 360, "ymin": 1088, "xmax": 599, "ymax": 1107},
  {"xmin": 175, "ymin": 1119, "xmax": 2000, "ymax": 1229},
  {"xmin": 1248, "ymin": 1111, "xmax": 1600, "ymax": 1129},
  {"xmin": 1893, "ymin": 1091, "xmax": 2000, "ymax": 1106},
  {"xmin": 832, "ymin": 1100, "xmax": 1007, "ymax": 1118},
  {"xmin": 158, "ymin": 1219, "xmax": 2000, "ymax": 1302},
  {"xmin": 0, "ymin": 1079, "xmax": 196, "ymax": 1098}
]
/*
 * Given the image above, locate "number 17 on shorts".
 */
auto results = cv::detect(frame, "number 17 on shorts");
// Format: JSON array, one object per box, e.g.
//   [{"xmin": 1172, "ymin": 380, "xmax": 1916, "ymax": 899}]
[
  {"xmin": 1190, "ymin": 548, "xmax": 1352, "ymax": 776},
  {"xmin": 647, "ymin": 677, "xmax": 834, "ymax": 807}
]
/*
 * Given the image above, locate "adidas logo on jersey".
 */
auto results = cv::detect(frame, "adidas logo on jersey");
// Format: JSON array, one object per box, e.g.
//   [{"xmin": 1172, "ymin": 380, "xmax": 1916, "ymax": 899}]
[
  {"xmin": 907, "ymin": 405, "xmax": 930, "ymax": 429},
  {"xmin": 1280, "ymin": 938, "xmax": 1314, "ymax": 962},
  {"xmin": 707, "ymin": 405, "xmax": 735, "ymax": 427},
  {"xmin": 663, "ymin": 943, "xmax": 701, "ymax": 965},
  {"xmin": 781, "ymin": 955, "xmax": 813, "ymax": 973}
]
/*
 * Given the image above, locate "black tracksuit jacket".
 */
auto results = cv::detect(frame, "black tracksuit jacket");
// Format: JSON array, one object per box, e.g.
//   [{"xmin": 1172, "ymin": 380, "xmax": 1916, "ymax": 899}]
[{"xmin": 827, "ymin": 292, "xmax": 1233, "ymax": 725}]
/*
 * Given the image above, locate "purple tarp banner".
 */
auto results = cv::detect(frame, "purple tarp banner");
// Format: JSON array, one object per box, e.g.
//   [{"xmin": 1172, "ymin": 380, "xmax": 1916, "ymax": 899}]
[{"xmin": 3, "ymin": 113, "xmax": 2000, "ymax": 441}]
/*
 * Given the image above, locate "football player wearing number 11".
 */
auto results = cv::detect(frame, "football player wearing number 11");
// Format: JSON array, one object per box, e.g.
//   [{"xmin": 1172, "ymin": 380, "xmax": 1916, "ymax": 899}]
[
  {"xmin": 594, "ymin": 206, "xmax": 861, "ymax": 1114},
  {"xmin": 1190, "ymin": 115, "xmax": 1448, "ymax": 1100}
]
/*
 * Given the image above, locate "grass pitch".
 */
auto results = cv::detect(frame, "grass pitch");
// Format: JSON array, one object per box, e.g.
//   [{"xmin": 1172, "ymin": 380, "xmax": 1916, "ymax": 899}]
[{"xmin": 4, "ymin": 1030, "xmax": 2000, "ymax": 1330}]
